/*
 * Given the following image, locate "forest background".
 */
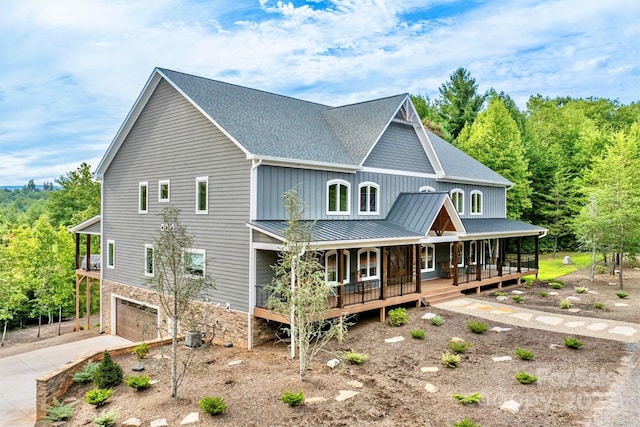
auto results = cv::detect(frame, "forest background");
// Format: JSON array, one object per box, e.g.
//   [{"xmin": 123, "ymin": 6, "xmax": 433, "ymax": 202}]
[{"xmin": 0, "ymin": 67, "xmax": 638, "ymax": 338}]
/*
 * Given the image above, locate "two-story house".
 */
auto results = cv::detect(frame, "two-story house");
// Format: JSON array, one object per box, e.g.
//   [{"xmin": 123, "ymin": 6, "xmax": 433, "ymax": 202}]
[{"xmin": 84, "ymin": 68, "xmax": 545, "ymax": 347}]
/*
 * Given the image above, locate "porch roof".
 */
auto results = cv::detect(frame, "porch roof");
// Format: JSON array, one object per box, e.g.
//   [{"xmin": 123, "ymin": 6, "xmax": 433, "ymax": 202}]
[{"xmin": 461, "ymin": 218, "xmax": 547, "ymax": 237}]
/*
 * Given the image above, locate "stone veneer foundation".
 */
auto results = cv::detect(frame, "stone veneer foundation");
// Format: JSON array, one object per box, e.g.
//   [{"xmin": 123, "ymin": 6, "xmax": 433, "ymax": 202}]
[{"xmin": 102, "ymin": 280, "xmax": 273, "ymax": 348}]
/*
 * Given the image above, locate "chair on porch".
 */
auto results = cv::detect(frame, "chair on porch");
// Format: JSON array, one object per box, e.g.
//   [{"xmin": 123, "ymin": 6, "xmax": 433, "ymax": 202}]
[
  {"xmin": 440, "ymin": 261, "xmax": 452, "ymax": 279},
  {"xmin": 466, "ymin": 257, "xmax": 477, "ymax": 274}
]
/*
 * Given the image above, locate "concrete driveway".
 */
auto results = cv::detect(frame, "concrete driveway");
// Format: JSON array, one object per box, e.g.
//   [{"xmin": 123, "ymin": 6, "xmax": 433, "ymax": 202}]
[{"xmin": 0, "ymin": 334, "xmax": 130, "ymax": 426}]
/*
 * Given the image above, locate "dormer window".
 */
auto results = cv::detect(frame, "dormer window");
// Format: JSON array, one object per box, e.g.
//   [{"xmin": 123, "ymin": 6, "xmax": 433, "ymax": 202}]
[
  {"xmin": 327, "ymin": 179, "xmax": 350, "ymax": 215},
  {"xmin": 419, "ymin": 186, "xmax": 435, "ymax": 192}
]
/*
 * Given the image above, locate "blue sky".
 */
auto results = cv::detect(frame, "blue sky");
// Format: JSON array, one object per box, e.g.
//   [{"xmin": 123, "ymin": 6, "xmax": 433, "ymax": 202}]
[{"xmin": 1, "ymin": 0, "xmax": 638, "ymax": 185}]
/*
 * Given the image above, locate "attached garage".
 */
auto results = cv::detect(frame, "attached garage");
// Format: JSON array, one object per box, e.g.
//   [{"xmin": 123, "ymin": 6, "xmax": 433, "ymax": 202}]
[{"xmin": 115, "ymin": 298, "xmax": 158, "ymax": 342}]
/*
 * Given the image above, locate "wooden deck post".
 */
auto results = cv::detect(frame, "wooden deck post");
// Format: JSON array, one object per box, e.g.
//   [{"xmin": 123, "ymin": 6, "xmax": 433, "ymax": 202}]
[
  {"xmin": 414, "ymin": 244, "xmax": 421, "ymax": 293},
  {"xmin": 381, "ymin": 247, "xmax": 387, "ymax": 300},
  {"xmin": 475, "ymin": 239, "xmax": 482, "ymax": 281},
  {"xmin": 86, "ymin": 277, "xmax": 91, "ymax": 330},
  {"xmin": 75, "ymin": 233, "xmax": 80, "ymax": 269},
  {"xmin": 85, "ymin": 234, "xmax": 91, "ymax": 271},
  {"xmin": 452, "ymin": 242, "xmax": 459, "ymax": 285},
  {"xmin": 75, "ymin": 275, "xmax": 81, "ymax": 332},
  {"xmin": 517, "ymin": 237, "xmax": 522, "ymax": 273},
  {"xmin": 338, "ymin": 249, "xmax": 345, "ymax": 309},
  {"xmin": 497, "ymin": 239, "xmax": 503, "ymax": 277}
]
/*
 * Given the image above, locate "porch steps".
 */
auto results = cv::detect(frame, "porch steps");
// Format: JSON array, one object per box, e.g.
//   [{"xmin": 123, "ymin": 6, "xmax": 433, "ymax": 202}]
[{"xmin": 422, "ymin": 286, "xmax": 464, "ymax": 306}]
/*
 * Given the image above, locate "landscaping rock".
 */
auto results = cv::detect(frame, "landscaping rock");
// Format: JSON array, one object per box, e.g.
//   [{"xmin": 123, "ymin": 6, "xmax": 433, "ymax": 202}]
[
  {"xmin": 424, "ymin": 383, "xmax": 438, "ymax": 393},
  {"xmin": 131, "ymin": 364, "xmax": 145, "ymax": 372},
  {"xmin": 150, "ymin": 419, "xmax": 169, "ymax": 427},
  {"xmin": 512, "ymin": 290, "xmax": 525, "ymax": 295},
  {"xmin": 305, "ymin": 396, "xmax": 327, "ymax": 404},
  {"xmin": 335, "ymin": 390, "xmax": 359, "ymax": 402},
  {"xmin": 327, "ymin": 359, "xmax": 340, "ymax": 368},
  {"xmin": 52, "ymin": 422, "xmax": 66, "ymax": 427},
  {"xmin": 615, "ymin": 303, "xmax": 630, "ymax": 307},
  {"xmin": 449, "ymin": 336, "xmax": 465, "ymax": 343},
  {"xmin": 549, "ymin": 344, "xmax": 562, "ymax": 349},
  {"xmin": 150, "ymin": 380, "xmax": 159, "ymax": 385},
  {"xmin": 421, "ymin": 312, "xmax": 437, "ymax": 320},
  {"xmin": 385, "ymin": 336, "xmax": 405, "ymax": 343},
  {"xmin": 492, "ymin": 356, "xmax": 512, "ymax": 362},
  {"xmin": 496, "ymin": 296, "xmax": 508, "ymax": 301},
  {"xmin": 228, "ymin": 360, "xmax": 243, "ymax": 366},
  {"xmin": 122, "ymin": 418, "xmax": 142, "ymax": 427},
  {"xmin": 490, "ymin": 326, "xmax": 512, "ymax": 333},
  {"xmin": 421, "ymin": 366, "xmax": 439, "ymax": 373},
  {"xmin": 501, "ymin": 400, "xmax": 521, "ymax": 413},
  {"xmin": 562, "ymin": 256, "xmax": 573, "ymax": 265},
  {"xmin": 549, "ymin": 291, "xmax": 559, "ymax": 296},
  {"xmin": 180, "ymin": 412, "xmax": 200, "ymax": 425},
  {"xmin": 566, "ymin": 296, "xmax": 581, "ymax": 301},
  {"xmin": 347, "ymin": 380, "xmax": 363, "ymax": 388},
  {"xmin": 568, "ymin": 308, "xmax": 581, "ymax": 313},
  {"xmin": 587, "ymin": 290, "xmax": 599, "ymax": 294}
]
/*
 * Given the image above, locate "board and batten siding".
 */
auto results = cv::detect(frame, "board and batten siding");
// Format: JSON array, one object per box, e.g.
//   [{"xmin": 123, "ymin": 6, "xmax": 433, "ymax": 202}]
[
  {"xmin": 102, "ymin": 79, "xmax": 252, "ymax": 312},
  {"xmin": 256, "ymin": 165, "xmax": 506, "ymax": 220},
  {"xmin": 363, "ymin": 122, "xmax": 436, "ymax": 174}
]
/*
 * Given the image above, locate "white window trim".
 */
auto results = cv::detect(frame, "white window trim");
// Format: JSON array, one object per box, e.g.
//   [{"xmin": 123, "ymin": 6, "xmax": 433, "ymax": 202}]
[
  {"xmin": 470, "ymin": 190, "xmax": 483, "ymax": 215},
  {"xmin": 421, "ymin": 244, "xmax": 435, "ymax": 272},
  {"xmin": 357, "ymin": 248, "xmax": 379, "ymax": 281},
  {"xmin": 195, "ymin": 176, "xmax": 209, "ymax": 214},
  {"xmin": 451, "ymin": 188, "xmax": 464, "ymax": 215},
  {"xmin": 138, "ymin": 181, "xmax": 148, "ymax": 214},
  {"xmin": 158, "ymin": 179, "xmax": 170, "ymax": 203},
  {"xmin": 358, "ymin": 181, "xmax": 380, "ymax": 215},
  {"xmin": 326, "ymin": 179, "xmax": 351, "ymax": 215},
  {"xmin": 419, "ymin": 185, "xmax": 436, "ymax": 192},
  {"xmin": 325, "ymin": 250, "xmax": 350, "ymax": 285},
  {"xmin": 450, "ymin": 243, "xmax": 465, "ymax": 267},
  {"xmin": 184, "ymin": 248, "xmax": 206, "ymax": 276},
  {"xmin": 107, "ymin": 240, "xmax": 115, "ymax": 269},
  {"xmin": 144, "ymin": 244, "xmax": 154, "ymax": 277}
]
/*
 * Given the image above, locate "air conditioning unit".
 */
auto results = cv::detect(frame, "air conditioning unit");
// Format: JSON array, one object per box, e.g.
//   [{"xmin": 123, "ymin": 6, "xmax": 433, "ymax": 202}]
[{"xmin": 184, "ymin": 331, "xmax": 203, "ymax": 348}]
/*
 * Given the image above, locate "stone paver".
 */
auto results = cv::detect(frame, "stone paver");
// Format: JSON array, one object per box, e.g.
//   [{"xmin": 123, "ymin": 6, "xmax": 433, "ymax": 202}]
[
  {"xmin": 565, "ymin": 321, "xmax": 586, "ymax": 328},
  {"xmin": 493, "ymin": 307, "xmax": 513, "ymax": 314},
  {"xmin": 335, "ymin": 390, "xmax": 359, "ymax": 402},
  {"xmin": 469, "ymin": 304, "xmax": 492, "ymax": 311},
  {"xmin": 609, "ymin": 326, "xmax": 637, "ymax": 337},
  {"xmin": 510, "ymin": 312, "xmax": 534, "ymax": 321},
  {"xmin": 586, "ymin": 323, "xmax": 608, "ymax": 331}
]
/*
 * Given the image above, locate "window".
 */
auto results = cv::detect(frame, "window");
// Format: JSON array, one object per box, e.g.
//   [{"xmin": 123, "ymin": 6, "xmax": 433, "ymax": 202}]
[
  {"xmin": 184, "ymin": 249, "xmax": 205, "ymax": 276},
  {"xmin": 470, "ymin": 190, "xmax": 482, "ymax": 215},
  {"xmin": 158, "ymin": 180, "xmax": 170, "ymax": 203},
  {"xmin": 358, "ymin": 182, "xmax": 379, "ymax": 215},
  {"xmin": 421, "ymin": 244, "xmax": 435, "ymax": 272},
  {"xmin": 144, "ymin": 244, "xmax": 154, "ymax": 277},
  {"xmin": 327, "ymin": 179, "xmax": 350, "ymax": 215},
  {"xmin": 325, "ymin": 250, "xmax": 350, "ymax": 284},
  {"xmin": 419, "ymin": 186, "xmax": 435, "ymax": 192},
  {"xmin": 196, "ymin": 176, "xmax": 208, "ymax": 214},
  {"xmin": 451, "ymin": 189, "xmax": 464, "ymax": 214},
  {"xmin": 138, "ymin": 182, "xmax": 148, "ymax": 213},
  {"xmin": 450, "ymin": 243, "xmax": 464, "ymax": 267},
  {"xmin": 107, "ymin": 240, "xmax": 115, "ymax": 269},
  {"xmin": 357, "ymin": 248, "xmax": 379, "ymax": 280}
]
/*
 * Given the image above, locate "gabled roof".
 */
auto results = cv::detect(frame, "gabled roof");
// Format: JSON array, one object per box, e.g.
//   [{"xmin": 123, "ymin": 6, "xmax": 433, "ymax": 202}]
[
  {"xmin": 69, "ymin": 215, "xmax": 101, "ymax": 235},
  {"xmin": 97, "ymin": 67, "xmax": 511, "ymax": 187},
  {"xmin": 386, "ymin": 192, "xmax": 464, "ymax": 235}
]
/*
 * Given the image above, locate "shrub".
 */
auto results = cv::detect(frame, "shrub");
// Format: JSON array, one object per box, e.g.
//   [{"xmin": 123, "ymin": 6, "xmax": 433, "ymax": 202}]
[
  {"xmin": 344, "ymin": 350, "xmax": 369, "ymax": 365},
  {"xmin": 281, "ymin": 390, "xmax": 305, "ymax": 407},
  {"xmin": 564, "ymin": 337, "xmax": 584, "ymax": 349},
  {"xmin": 410, "ymin": 328, "xmax": 425, "ymax": 339},
  {"xmin": 126, "ymin": 375, "xmax": 151, "ymax": 391},
  {"xmin": 43, "ymin": 398, "xmax": 77, "ymax": 422},
  {"xmin": 538, "ymin": 291, "xmax": 549, "ymax": 297},
  {"xmin": 575, "ymin": 287, "xmax": 587, "ymax": 294},
  {"xmin": 73, "ymin": 360, "xmax": 100, "ymax": 384},
  {"xmin": 448, "ymin": 339, "xmax": 472, "ymax": 354},
  {"xmin": 388, "ymin": 307, "xmax": 409, "ymax": 326},
  {"xmin": 594, "ymin": 302, "xmax": 605, "ymax": 310},
  {"xmin": 430, "ymin": 314, "xmax": 444, "ymax": 326},
  {"xmin": 560, "ymin": 299, "xmax": 572, "ymax": 309},
  {"xmin": 512, "ymin": 295, "xmax": 524, "ymax": 303},
  {"xmin": 494, "ymin": 291, "xmax": 506, "ymax": 297},
  {"xmin": 515, "ymin": 372, "xmax": 538, "ymax": 384},
  {"xmin": 523, "ymin": 280, "xmax": 533, "ymax": 289},
  {"xmin": 549, "ymin": 282, "xmax": 564, "ymax": 289},
  {"xmin": 595, "ymin": 265, "xmax": 607, "ymax": 274},
  {"xmin": 454, "ymin": 418, "xmax": 482, "ymax": 427},
  {"xmin": 451, "ymin": 392, "xmax": 483, "ymax": 405},
  {"xmin": 466, "ymin": 320, "xmax": 488, "ymax": 334},
  {"xmin": 515, "ymin": 347, "xmax": 535, "ymax": 361},
  {"xmin": 441, "ymin": 351, "xmax": 461, "ymax": 368},
  {"xmin": 616, "ymin": 292, "xmax": 629, "ymax": 299},
  {"xmin": 131, "ymin": 342, "xmax": 150, "ymax": 360},
  {"xmin": 93, "ymin": 408, "xmax": 119, "ymax": 427},
  {"xmin": 92, "ymin": 351, "xmax": 123, "ymax": 389},
  {"xmin": 85, "ymin": 388, "xmax": 113, "ymax": 406},
  {"xmin": 199, "ymin": 396, "xmax": 228, "ymax": 415}
]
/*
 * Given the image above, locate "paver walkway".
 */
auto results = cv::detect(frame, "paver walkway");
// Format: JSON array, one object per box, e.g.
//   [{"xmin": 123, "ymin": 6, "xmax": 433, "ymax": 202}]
[
  {"xmin": 0, "ymin": 334, "xmax": 130, "ymax": 427},
  {"xmin": 434, "ymin": 298, "xmax": 640, "ymax": 343}
]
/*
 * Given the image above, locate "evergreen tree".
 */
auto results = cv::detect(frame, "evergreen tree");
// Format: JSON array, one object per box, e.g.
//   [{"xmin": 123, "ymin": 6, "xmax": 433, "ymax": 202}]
[{"xmin": 436, "ymin": 67, "xmax": 486, "ymax": 141}]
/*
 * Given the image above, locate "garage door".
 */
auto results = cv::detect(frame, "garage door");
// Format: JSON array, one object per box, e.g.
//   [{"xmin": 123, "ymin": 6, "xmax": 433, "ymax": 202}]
[{"xmin": 116, "ymin": 299, "xmax": 158, "ymax": 342}]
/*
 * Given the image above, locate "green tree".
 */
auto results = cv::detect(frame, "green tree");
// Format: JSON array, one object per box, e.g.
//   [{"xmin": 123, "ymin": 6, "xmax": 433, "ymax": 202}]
[
  {"xmin": 410, "ymin": 94, "xmax": 450, "ymax": 139},
  {"xmin": 147, "ymin": 206, "xmax": 215, "ymax": 397},
  {"xmin": 48, "ymin": 163, "xmax": 101, "ymax": 226},
  {"xmin": 436, "ymin": 67, "xmax": 486, "ymax": 141},
  {"xmin": 458, "ymin": 97, "xmax": 531, "ymax": 219},
  {"xmin": 577, "ymin": 123, "xmax": 640, "ymax": 288},
  {"xmin": 268, "ymin": 188, "xmax": 345, "ymax": 380}
]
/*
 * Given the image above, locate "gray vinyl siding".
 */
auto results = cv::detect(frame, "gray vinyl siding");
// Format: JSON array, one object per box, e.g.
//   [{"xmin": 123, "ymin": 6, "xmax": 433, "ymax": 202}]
[
  {"xmin": 102, "ymin": 79, "xmax": 252, "ymax": 312},
  {"xmin": 363, "ymin": 122, "xmax": 435, "ymax": 174},
  {"xmin": 255, "ymin": 250, "xmax": 278, "ymax": 288},
  {"xmin": 256, "ymin": 165, "xmax": 506, "ymax": 220},
  {"xmin": 252, "ymin": 230, "xmax": 282, "ymax": 245},
  {"xmin": 83, "ymin": 222, "xmax": 101, "ymax": 234}
]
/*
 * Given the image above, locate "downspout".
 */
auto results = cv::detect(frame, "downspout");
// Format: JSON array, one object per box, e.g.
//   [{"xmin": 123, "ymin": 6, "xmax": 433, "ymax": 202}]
[{"xmin": 247, "ymin": 158, "xmax": 262, "ymax": 349}]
